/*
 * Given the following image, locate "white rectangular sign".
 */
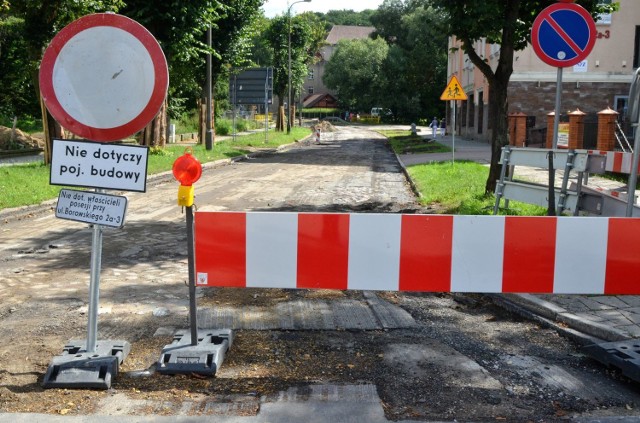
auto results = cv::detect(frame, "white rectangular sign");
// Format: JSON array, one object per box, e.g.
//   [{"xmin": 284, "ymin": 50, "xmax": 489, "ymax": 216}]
[
  {"xmin": 573, "ymin": 60, "xmax": 588, "ymax": 73},
  {"xmin": 50, "ymin": 139, "xmax": 149, "ymax": 192},
  {"xmin": 55, "ymin": 189, "xmax": 128, "ymax": 228}
]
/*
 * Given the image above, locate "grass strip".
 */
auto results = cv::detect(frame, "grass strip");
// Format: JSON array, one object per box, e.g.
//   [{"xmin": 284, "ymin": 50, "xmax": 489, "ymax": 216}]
[{"xmin": 0, "ymin": 127, "xmax": 311, "ymax": 210}]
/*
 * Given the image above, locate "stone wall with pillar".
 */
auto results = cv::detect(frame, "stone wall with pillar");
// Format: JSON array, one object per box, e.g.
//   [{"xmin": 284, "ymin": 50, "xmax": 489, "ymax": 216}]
[
  {"xmin": 546, "ymin": 112, "xmax": 555, "ymax": 149},
  {"xmin": 508, "ymin": 112, "xmax": 527, "ymax": 147},
  {"xmin": 597, "ymin": 107, "xmax": 618, "ymax": 151},
  {"xmin": 568, "ymin": 109, "xmax": 586, "ymax": 149}
]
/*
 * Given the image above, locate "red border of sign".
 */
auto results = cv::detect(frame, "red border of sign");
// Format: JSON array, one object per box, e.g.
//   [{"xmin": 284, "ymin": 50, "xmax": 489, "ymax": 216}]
[
  {"xmin": 531, "ymin": 2, "xmax": 596, "ymax": 68},
  {"xmin": 39, "ymin": 13, "xmax": 168, "ymax": 142}
]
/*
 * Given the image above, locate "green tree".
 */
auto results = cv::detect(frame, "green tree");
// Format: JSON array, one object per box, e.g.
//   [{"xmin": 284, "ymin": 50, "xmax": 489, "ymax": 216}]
[
  {"xmin": 314, "ymin": 9, "xmax": 375, "ymax": 30},
  {"xmin": 372, "ymin": 1, "xmax": 448, "ymax": 121},
  {"xmin": 120, "ymin": 0, "xmax": 263, "ymax": 145},
  {"xmin": 264, "ymin": 12, "xmax": 325, "ymax": 131},
  {"xmin": 431, "ymin": 0, "xmax": 617, "ymax": 194},
  {"xmin": 120, "ymin": 1, "xmax": 225, "ymax": 116},
  {"xmin": 0, "ymin": 14, "xmax": 35, "ymax": 118},
  {"xmin": 323, "ymin": 37, "xmax": 389, "ymax": 112},
  {"xmin": 7, "ymin": 0, "xmax": 124, "ymax": 160}
]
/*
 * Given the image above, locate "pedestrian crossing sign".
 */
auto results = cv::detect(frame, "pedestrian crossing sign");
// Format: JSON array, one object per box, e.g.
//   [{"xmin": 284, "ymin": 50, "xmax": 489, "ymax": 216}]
[{"xmin": 440, "ymin": 75, "xmax": 467, "ymax": 101}]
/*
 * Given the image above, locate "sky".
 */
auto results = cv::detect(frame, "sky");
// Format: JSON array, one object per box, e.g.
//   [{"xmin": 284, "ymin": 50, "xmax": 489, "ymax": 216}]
[{"xmin": 262, "ymin": 0, "xmax": 384, "ymax": 18}]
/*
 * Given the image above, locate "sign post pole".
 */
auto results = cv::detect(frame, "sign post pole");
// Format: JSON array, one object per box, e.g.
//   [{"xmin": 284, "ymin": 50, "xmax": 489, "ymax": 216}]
[
  {"xmin": 553, "ymin": 67, "xmax": 563, "ymax": 149},
  {"xmin": 186, "ymin": 205, "xmax": 198, "ymax": 346},
  {"xmin": 531, "ymin": 1, "xmax": 596, "ymax": 215},
  {"xmin": 86, "ymin": 191, "xmax": 104, "ymax": 353},
  {"xmin": 39, "ymin": 13, "xmax": 168, "ymax": 389},
  {"xmin": 156, "ymin": 150, "xmax": 233, "ymax": 377},
  {"xmin": 531, "ymin": 0, "xmax": 597, "ymax": 148},
  {"xmin": 626, "ymin": 66, "xmax": 640, "ymax": 216},
  {"xmin": 452, "ymin": 101, "xmax": 456, "ymax": 164},
  {"xmin": 440, "ymin": 75, "xmax": 467, "ymax": 165}
]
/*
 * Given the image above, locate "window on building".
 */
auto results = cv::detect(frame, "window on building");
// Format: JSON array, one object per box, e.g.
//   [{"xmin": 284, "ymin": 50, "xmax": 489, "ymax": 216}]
[
  {"xmin": 597, "ymin": 0, "xmax": 612, "ymax": 25},
  {"xmin": 635, "ymin": 26, "xmax": 640, "ymax": 68},
  {"xmin": 308, "ymin": 86, "xmax": 314, "ymax": 95},
  {"xmin": 308, "ymin": 69, "xmax": 314, "ymax": 80}
]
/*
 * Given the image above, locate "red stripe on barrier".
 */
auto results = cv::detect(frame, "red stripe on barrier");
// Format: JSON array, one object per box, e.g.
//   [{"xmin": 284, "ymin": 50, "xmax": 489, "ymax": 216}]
[
  {"xmin": 195, "ymin": 212, "xmax": 246, "ymax": 287},
  {"xmin": 502, "ymin": 217, "xmax": 556, "ymax": 293},
  {"xmin": 399, "ymin": 215, "xmax": 453, "ymax": 292},
  {"xmin": 613, "ymin": 152, "xmax": 624, "ymax": 173},
  {"xmin": 297, "ymin": 213, "xmax": 350, "ymax": 289},
  {"xmin": 605, "ymin": 218, "xmax": 640, "ymax": 294}
]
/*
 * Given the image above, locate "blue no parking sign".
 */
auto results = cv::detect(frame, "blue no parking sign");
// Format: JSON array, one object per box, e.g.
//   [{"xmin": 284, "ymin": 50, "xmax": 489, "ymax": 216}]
[{"xmin": 531, "ymin": 2, "xmax": 597, "ymax": 68}]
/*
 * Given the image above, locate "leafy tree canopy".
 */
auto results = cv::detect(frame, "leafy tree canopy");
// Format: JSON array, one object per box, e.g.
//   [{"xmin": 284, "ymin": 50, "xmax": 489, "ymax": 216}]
[
  {"xmin": 313, "ymin": 9, "xmax": 375, "ymax": 30},
  {"xmin": 430, "ymin": 0, "xmax": 618, "ymax": 193},
  {"xmin": 323, "ymin": 37, "xmax": 389, "ymax": 112}
]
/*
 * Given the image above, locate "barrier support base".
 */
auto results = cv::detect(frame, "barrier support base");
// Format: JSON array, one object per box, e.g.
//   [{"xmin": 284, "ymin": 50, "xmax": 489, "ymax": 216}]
[
  {"xmin": 42, "ymin": 340, "xmax": 131, "ymax": 389},
  {"xmin": 583, "ymin": 339, "xmax": 640, "ymax": 383},
  {"xmin": 157, "ymin": 329, "xmax": 233, "ymax": 376}
]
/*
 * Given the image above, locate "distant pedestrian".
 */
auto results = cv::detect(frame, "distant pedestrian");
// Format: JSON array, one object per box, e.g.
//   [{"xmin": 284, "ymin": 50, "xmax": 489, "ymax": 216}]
[
  {"xmin": 430, "ymin": 117, "xmax": 439, "ymax": 138},
  {"xmin": 440, "ymin": 118, "xmax": 446, "ymax": 136}
]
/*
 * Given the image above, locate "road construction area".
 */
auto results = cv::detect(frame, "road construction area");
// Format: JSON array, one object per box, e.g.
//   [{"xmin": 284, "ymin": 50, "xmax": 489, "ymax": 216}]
[{"xmin": 1, "ymin": 126, "xmax": 640, "ymax": 422}]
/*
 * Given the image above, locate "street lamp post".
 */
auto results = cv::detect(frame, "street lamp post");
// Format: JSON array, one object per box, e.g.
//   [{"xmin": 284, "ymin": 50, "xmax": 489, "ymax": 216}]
[
  {"xmin": 205, "ymin": 24, "xmax": 213, "ymax": 150},
  {"xmin": 287, "ymin": 0, "xmax": 311, "ymax": 134}
]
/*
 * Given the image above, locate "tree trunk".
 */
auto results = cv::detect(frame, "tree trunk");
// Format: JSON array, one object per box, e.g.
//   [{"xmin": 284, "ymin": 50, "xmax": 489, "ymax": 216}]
[
  {"xmin": 39, "ymin": 96, "xmax": 65, "ymax": 165},
  {"xmin": 211, "ymin": 98, "xmax": 216, "ymax": 145},
  {"xmin": 198, "ymin": 97, "xmax": 205, "ymax": 145},
  {"xmin": 276, "ymin": 96, "xmax": 285, "ymax": 132},
  {"xmin": 139, "ymin": 99, "xmax": 168, "ymax": 147},
  {"xmin": 198, "ymin": 97, "xmax": 216, "ymax": 145},
  {"xmin": 290, "ymin": 105, "xmax": 296, "ymax": 128},
  {"xmin": 485, "ymin": 79, "xmax": 510, "ymax": 194}
]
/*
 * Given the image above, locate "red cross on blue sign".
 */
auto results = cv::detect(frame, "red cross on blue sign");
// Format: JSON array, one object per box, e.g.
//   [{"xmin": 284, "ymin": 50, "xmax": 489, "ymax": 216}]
[{"xmin": 531, "ymin": 2, "xmax": 597, "ymax": 68}]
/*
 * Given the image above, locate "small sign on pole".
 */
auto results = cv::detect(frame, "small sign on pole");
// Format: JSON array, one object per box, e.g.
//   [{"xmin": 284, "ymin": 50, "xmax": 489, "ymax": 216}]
[
  {"xmin": 440, "ymin": 75, "xmax": 467, "ymax": 164},
  {"xmin": 56, "ymin": 189, "xmax": 128, "ymax": 228},
  {"xmin": 440, "ymin": 75, "xmax": 468, "ymax": 101},
  {"xmin": 40, "ymin": 13, "xmax": 168, "ymax": 390},
  {"xmin": 531, "ymin": 2, "xmax": 596, "ymax": 150},
  {"xmin": 50, "ymin": 139, "xmax": 149, "ymax": 192}
]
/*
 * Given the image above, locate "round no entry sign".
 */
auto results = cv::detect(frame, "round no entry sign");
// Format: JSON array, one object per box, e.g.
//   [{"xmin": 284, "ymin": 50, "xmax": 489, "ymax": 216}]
[
  {"xmin": 39, "ymin": 13, "xmax": 169, "ymax": 142},
  {"xmin": 531, "ymin": 2, "xmax": 596, "ymax": 68}
]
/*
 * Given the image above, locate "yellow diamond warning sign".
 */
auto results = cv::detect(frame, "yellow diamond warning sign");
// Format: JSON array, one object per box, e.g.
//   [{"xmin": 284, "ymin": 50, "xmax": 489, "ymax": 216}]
[{"xmin": 440, "ymin": 75, "xmax": 467, "ymax": 101}]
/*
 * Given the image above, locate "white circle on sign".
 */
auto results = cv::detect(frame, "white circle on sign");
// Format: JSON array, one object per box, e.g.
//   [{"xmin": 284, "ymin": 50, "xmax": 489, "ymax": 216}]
[
  {"xmin": 40, "ymin": 13, "xmax": 168, "ymax": 142},
  {"xmin": 557, "ymin": 51, "xmax": 566, "ymax": 60},
  {"xmin": 52, "ymin": 26, "xmax": 155, "ymax": 129}
]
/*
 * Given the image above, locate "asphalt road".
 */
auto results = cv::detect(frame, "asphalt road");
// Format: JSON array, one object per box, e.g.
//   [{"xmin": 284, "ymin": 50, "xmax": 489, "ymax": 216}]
[{"xmin": 1, "ymin": 126, "xmax": 640, "ymax": 422}]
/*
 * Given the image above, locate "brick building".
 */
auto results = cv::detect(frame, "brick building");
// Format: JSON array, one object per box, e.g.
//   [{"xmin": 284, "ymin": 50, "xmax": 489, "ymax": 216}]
[{"xmin": 446, "ymin": 0, "xmax": 640, "ymax": 145}]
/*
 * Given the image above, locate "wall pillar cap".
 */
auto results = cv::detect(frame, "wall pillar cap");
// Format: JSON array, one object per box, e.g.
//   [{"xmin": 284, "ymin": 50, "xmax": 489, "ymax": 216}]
[
  {"xmin": 598, "ymin": 106, "xmax": 619, "ymax": 115},
  {"xmin": 569, "ymin": 109, "xmax": 586, "ymax": 116},
  {"xmin": 547, "ymin": 111, "xmax": 556, "ymax": 116},
  {"xmin": 509, "ymin": 112, "xmax": 527, "ymax": 117}
]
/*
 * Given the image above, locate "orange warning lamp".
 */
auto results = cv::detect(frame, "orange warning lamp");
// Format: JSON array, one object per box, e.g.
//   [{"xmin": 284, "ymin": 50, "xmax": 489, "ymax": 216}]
[{"xmin": 172, "ymin": 148, "xmax": 202, "ymax": 207}]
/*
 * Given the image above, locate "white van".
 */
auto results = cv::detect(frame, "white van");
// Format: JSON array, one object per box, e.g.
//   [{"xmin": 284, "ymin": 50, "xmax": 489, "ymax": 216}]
[{"xmin": 371, "ymin": 107, "xmax": 383, "ymax": 117}]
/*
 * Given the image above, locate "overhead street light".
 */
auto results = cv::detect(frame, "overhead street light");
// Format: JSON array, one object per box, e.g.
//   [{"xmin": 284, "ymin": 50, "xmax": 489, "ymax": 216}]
[{"xmin": 287, "ymin": 0, "xmax": 311, "ymax": 134}]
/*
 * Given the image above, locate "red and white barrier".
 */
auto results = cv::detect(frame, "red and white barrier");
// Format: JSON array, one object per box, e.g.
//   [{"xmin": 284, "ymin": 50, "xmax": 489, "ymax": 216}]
[
  {"xmin": 194, "ymin": 212, "xmax": 640, "ymax": 295},
  {"xmin": 315, "ymin": 128, "xmax": 321, "ymax": 143},
  {"xmin": 589, "ymin": 150, "xmax": 639, "ymax": 175}
]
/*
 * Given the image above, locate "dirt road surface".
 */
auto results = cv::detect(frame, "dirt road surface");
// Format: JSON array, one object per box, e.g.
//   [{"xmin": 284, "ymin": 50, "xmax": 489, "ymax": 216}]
[{"xmin": 1, "ymin": 126, "xmax": 640, "ymax": 422}]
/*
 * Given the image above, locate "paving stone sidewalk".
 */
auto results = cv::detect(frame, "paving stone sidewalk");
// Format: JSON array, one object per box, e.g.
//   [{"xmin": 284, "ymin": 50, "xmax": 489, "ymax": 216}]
[{"xmin": 397, "ymin": 129, "xmax": 640, "ymax": 344}]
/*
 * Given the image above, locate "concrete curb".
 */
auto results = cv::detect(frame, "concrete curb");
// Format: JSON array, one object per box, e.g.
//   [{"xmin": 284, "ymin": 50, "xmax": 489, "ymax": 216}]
[
  {"xmin": 500, "ymin": 294, "xmax": 631, "ymax": 343},
  {"xmin": 393, "ymin": 151, "xmax": 422, "ymax": 199},
  {"xmin": 489, "ymin": 294, "xmax": 606, "ymax": 347}
]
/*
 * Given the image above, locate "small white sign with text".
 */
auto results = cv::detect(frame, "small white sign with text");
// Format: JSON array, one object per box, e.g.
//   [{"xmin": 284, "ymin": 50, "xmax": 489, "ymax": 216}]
[
  {"xmin": 55, "ymin": 189, "xmax": 128, "ymax": 228},
  {"xmin": 50, "ymin": 139, "xmax": 149, "ymax": 192}
]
